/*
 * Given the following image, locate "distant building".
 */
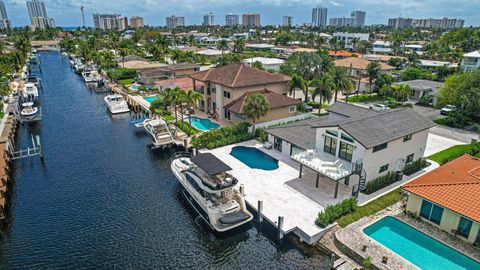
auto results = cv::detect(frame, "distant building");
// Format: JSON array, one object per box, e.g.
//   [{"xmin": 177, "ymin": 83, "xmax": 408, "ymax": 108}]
[
  {"xmin": 311, "ymin": 6, "xmax": 327, "ymax": 27},
  {"xmin": 461, "ymin": 50, "xmax": 480, "ymax": 72},
  {"xmin": 351, "ymin": 10, "xmax": 366, "ymax": 26},
  {"xmin": 93, "ymin": 14, "xmax": 127, "ymax": 30},
  {"xmin": 333, "ymin": 32, "xmax": 369, "ymax": 49},
  {"xmin": 130, "ymin": 16, "xmax": 144, "ymax": 28},
  {"xmin": 203, "ymin": 12, "xmax": 215, "ymax": 26},
  {"xmin": 0, "ymin": 0, "xmax": 11, "ymax": 29},
  {"xmin": 282, "ymin": 16, "xmax": 293, "ymax": 27},
  {"xmin": 329, "ymin": 17, "xmax": 354, "ymax": 27},
  {"xmin": 166, "ymin": 15, "xmax": 185, "ymax": 29},
  {"xmin": 225, "ymin": 14, "xmax": 239, "ymax": 27},
  {"xmin": 242, "ymin": 13, "xmax": 260, "ymax": 27},
  {"xmin": 26, "ymin": 0, "xmax": 54, "ymax": 29},
  {"xmin": 388, "ymin": 17, "xmax": 464, "ymax": 29}
]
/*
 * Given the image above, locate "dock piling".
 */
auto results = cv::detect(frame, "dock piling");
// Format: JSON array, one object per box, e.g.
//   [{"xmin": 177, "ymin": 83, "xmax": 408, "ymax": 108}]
[
  {"xmin": 239, "ymin": 184, "xmax": 244, "ymax": 197},
  {"xmin": 277, "ymin": 216, "xmax": 284, "ymax": 240},
  {"xmin": 257, "ymin": 200, "xmax": 263, "ymax": 223}
]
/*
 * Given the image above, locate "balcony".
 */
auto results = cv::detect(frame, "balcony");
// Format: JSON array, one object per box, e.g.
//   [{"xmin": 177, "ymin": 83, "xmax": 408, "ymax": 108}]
[{"xmin": 291, "ymin": 150, "xmax": 354, "ymax": 181}]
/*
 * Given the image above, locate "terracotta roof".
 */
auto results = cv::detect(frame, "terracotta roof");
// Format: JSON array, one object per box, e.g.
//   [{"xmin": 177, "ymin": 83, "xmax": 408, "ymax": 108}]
[
  {"xmin": 154, "ymin": 77, "xmax": 203, "ymax": 91},
  {"xmin": 334, "ymin": 57, "xmax": 394, "ymax": 70},
  {"xmin": 403, "ymin": 155, "xmax": 480, "ymax": 223},
  {"xmin": 224, "ymin": 89, "xmax": 300, "ymax": 114},
  {"xmin": 189, "ymin": 64, "xmax": 291, "ymax": 88},
  {"xmin": 328, "ymin": 51, "xmax": 363, "ymax": 57}
]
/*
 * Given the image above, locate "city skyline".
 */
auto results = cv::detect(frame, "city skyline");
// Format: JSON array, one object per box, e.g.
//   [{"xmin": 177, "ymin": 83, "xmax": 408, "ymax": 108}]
[{"xmin": 0, "ymin": 0, "xmax": 478, "ymax": 27}]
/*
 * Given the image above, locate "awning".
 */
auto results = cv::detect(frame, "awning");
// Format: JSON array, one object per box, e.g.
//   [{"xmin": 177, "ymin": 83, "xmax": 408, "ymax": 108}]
[{"xmin": 191, "ymin": 153, "xmax": 232, "ymax": 175}]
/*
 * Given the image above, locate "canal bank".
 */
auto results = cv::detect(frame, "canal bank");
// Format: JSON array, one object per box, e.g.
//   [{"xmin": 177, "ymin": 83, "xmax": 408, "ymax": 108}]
[{"xmin": 0, "ymin": 52, "xmax": 331, "ymax": 269}]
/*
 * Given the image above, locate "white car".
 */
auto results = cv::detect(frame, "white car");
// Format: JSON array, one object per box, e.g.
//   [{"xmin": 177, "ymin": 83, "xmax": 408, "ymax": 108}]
[
  {"xmin": 440, "ymin": 105, "xmax": 455, "ymax": 115},
  {"xmin": 369, "ymin": 103, "xmax": 388, "ymax": 111}
]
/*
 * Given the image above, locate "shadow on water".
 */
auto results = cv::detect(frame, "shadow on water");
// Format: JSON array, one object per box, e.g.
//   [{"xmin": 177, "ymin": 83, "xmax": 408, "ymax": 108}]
[{"xmin": 0, "ymin": 52, "xmax": 331, "ymax": 269}]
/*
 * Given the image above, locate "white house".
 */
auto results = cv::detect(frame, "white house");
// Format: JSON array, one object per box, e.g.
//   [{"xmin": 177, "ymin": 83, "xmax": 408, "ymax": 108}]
[
  {"xmin": 461, "ymin": 50, "xmax": 480, "ymax": 72},
  {"xmin": 242, "ymin": 57, "xmax": 285, "ymax": 71},
  {"xmin": 333, "ymin": 32, "xmax": 369, "ymax": 50},
  {"xmin": 372, "ymin": 40, "xmax": 392, "ymax": 54},
  {"xmin": 265, "ymin": 102, "xmax": 434, "ymax": 195}
]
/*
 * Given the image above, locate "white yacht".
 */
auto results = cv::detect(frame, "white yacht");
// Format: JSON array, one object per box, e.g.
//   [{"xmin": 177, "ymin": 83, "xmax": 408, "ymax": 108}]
[
  {"xmin": 20, "ymin": 102, "xmax": 38, "ymax": 116},
  {"xmin": 22, "ymin": 83, "xmax": 39, "ymax": 101},
  {"xmin": 104, "ymin": 94, "xmax": 130, "ymax": 114},
  {"xmin": 171, "ymin": 152, "xmax": 253, "ymax": 232},
  {"xmin": 28, "ymin": 75, "xmax": 42, "ymax": 89},
  {"xmin": 74, "ymin": 62, "xmax": 85, "ymax": 73},
  {"xmin": 143, "ymin": 119, "xmax": 175, "ymax": 147},
  {"xmin": 83, "ymin": 70, "xmax": 102, "ymax": 83}
]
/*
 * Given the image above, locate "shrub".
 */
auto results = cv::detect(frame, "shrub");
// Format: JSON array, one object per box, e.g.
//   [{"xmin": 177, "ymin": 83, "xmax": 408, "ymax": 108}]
[
  {"xmin": 345, "ymin": 93, "xmax": 382, "ymax": 103},
  {"xmin": 107, "ymin": 68, "xmax": 137, "ymax": 80},
  {"xmin": 255, "ymin": 128, "xmax": 268, "ymax": 143},
  {"xmin": 118, "ymin": 78, "xmax": 134, "ymax": 86},
  {"xmin": 191, "ymin": 122, "xmax": 252, "ymax": 149},
  {"xmin": 176, "ymin": 120, "xmax": 197, "ymax": 136},
  {"xmin": 363, "ymin": 172, "xmax": 396, "ymax": 195},
  {"xmin": 403, "ymin": 158, "xmax": 428, "ymax": 175},
  {"xmin": 315, "ymin": 197, "xmax": 358, "ymax": 228}
]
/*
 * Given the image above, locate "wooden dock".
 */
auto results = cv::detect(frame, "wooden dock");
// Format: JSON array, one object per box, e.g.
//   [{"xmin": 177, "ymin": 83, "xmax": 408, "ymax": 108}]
[{"xmin": 0, "ymin": 114, "xmax": 19, "ymax": 221}]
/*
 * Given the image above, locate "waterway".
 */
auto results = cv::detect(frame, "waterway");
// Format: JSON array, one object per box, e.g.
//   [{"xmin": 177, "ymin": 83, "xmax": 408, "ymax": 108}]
[{"xmin": 0, "ymin": 52, "xmax": 330, "ymax": 269}]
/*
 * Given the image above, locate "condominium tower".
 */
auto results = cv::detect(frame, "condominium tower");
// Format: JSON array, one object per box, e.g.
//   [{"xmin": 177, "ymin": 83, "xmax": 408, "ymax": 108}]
[
  {"xmin": 311, "ymin": 6, "xmax": 327, "ymax": 27},
  {"xmin": 351, "ymin": 10, "xmax": 366, "ymax": 26},
  {"xmin": 130, "ymin": 16, "xmax": 144, "ymax": 28},
  {"xmin": 203, "ymin": 12, "xmax": 215, "ymax": 26},
  {"xmin": 242, "ymin": 13, "xmax": 261, "ymax": 27},
  {"xmin": 282, "ymin": 16, "xmax": 293, "ymax": 27},
  {"xmin": 166, "ymin": 15, "xmax": 185, "ymax": 28},
  {"xmin": 225, "ymin": 14, "xmax": 239, "ymax": 26},
  {"xmin": 0, "ymin": 0, "xmax": 11, "ymax": 29},
  {"xmin": 26, "ymin": 0, "xmax": 55, "ymax": 29},
  {"xmin": 93, "ymin": 14, "xmax": 128, "ymax": 31},
  {"xmin": 388, "ymin": 17, "xmax": 464, "ymax": 29}
]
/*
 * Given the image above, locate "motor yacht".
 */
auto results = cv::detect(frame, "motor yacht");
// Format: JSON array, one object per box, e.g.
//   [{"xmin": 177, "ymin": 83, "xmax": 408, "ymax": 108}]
[
  {"xmin": 20, "ymin": 102, "xmax": 38, "ymax": 117},
  {"xmin": 27, "ymin": 75, "xmax": 42, "ymax": 89},
  {"xmin": 104, "ymin": 94, "xmax": 130, "ymax": 114},
  {"xmin": 22, "ymin": 83, "xmax": 39, "ymax": 101},
  {"xmin": 170, "ymin": 152, "xmax": 253, "ymax": 232},
  {"xmin": 143, "ymin": 119, "xmax": 175, "ymax": 147}
]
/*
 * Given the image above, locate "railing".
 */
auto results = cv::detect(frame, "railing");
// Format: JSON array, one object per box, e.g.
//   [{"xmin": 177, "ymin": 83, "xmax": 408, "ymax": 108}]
[{"xmin": 169, "ymin": 151, "xmax": 193, "ymax": 163}]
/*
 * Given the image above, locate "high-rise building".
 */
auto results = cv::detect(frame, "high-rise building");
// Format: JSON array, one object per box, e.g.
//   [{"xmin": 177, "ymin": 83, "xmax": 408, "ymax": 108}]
[
  {"xmin": 166, "ymin": 15, "xmax": 185, "ymax": 29},
  {"xmin": 0, "ymin": 1, "xmax": 11, "ymax": 29},
  {"xmin": 242, "ymin": 13, "xmax": 260, "ymax": 27},
  {"xmin": 203, "ymin": 12, "xmax": 215, "ymax": 26},
  {"xmin": 26, "ymin": 0, "xmax": 54, "ymax": 29},
  {"xmin": 329, "ymin": 17, "xmax": 355, "ymax": 27},
  {"xmin": 130, "ymin": 16, "xmax": 144, "ymax": 28},
  {"xmin": 282, "ymin": 16, "xmax": 293, "ymax": 27},
  {"xmin": 388, "ymin": 17, "xmax": 464, "ymax": 29},
  {"xmin": 93, "ymin": 14, "xmax": 127, "ymax": 30},
  {"xmin": 351, "ymin": 10, "xmax": 366, "ymax": 26},
  {"xmin": 225, "ymin": 14, "xmax": 239, "ymax": 27},
  {"xmin": 311, "ymin": 6, "xmax": 327, "ymax": 27}
]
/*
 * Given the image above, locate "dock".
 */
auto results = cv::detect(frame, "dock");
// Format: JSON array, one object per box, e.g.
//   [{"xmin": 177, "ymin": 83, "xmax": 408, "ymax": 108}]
[{"xmin": 0, "ymin": 114, "xmax": 19, "ymax": 221}]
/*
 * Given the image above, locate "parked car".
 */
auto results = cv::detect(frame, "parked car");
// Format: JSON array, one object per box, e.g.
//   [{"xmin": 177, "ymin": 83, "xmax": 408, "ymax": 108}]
[
  {"xmin": 303, "ymin": 103, "xmax": 314, "ymax": 112},
  {"xmin": 440, "ymin": 105, "xmax": 456, "ymax": 115},
  {"xmin": 369, "ymin": 103, "xmax": 388, "ymax": 111}
]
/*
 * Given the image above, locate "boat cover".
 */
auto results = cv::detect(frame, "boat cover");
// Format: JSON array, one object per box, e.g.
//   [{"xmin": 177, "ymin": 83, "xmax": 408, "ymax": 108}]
[
  {"xmin": 191, "ymin": 153, "xmax": 232, "ymax": 175},
  {"xmin": 218, "ymin": 211, "xmax": 250, "ymax": 225}
]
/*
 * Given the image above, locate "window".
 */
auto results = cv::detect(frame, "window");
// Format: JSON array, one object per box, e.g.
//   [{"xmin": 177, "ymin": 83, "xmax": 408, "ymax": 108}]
[
  {"xmin": 339, "ymin": 142, "xmax": 354, "ymax": 162},
  {"xmin": 224, "ymin": 109, "xmax": 231, "ymax": 120},
  {"xmin": 274, "ymin": 137, "xmax": 282, "ymax": 152},
  {"xmin": 324, "ymin": 136, "xmax": 337, "ymax": 155},
  {"xmin": 419, "ymin": 200, "xmax": 444, "ymax": 225},
  {"xmin": 223, "ymin": 91, "xmax": 231, "ymax": 99},
  {"xmin": 326, "ymin": 130, "xmax": 338, "ymax": 137},
  {"xmin": 379, "ymin": 164, "xmax": 389, "ymax": 173},
  {"xmin": 372, "ymin": 143, "xmax": 388, "ymax": 153},
  {"xmin": 457, "ymin": 217, "xmax": 473, "ymax": 238},
  {"xmin": 403, "ymin": 134, "xmax": 412, "ymax": 142},
  {"xmin": 406, "ymin": 154, "xmax": 414, "ymax": 164},
  {"xmin": 288, "ymin": 106, "xmax": 296, "ymax": 113},
  {"xmin": 341, "ymin": 133, "xmax": 355, "ymax": 143},
  {"xmin": 290, "ymin": 145, "xmax": 304, "ymax": 156}
]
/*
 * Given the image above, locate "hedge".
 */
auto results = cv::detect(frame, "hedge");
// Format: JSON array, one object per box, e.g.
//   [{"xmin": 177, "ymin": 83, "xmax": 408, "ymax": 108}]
[
  {"xmin": 403, "ymin": 158, "xmax": 428, "ymax": 176},
  {"xmin": 316, "ymin": 197, "xmax": 358, "ymax": 228},
  {"xmin": 191, "ymin": 122, "xmax": 252, "ymax": 149},
  {"xmin": 362, "ymin": 171, "xmax": 396, "ymax": 195},
  {"xmin": 107, "ymin": 68, "xmax": 137, "ymax": 80},
  {"xmin": 176, "ymin": 120, "xmax": 197, "ymax": 136}
]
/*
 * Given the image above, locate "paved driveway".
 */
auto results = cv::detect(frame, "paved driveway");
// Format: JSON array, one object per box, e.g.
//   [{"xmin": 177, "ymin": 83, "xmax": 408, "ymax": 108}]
[{"xmin": 424, "ymin": 133, "xmax": 466, "ymax": 157}]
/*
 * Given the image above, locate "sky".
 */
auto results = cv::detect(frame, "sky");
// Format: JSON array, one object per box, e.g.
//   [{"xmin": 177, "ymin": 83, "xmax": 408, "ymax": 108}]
[{"xmin": 2, "ymin": 0, "xmax": 479, "ymax": 27}]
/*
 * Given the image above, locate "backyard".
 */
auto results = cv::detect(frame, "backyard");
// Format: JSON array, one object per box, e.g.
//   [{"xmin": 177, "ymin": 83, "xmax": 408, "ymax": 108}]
[{"xmin": 427, "ymin": 142, "xmax": 480, "ymax": 165}]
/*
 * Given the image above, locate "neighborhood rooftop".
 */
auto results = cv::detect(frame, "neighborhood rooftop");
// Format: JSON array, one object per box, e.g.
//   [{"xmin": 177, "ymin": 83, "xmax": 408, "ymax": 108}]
[
  {"xmin": 333, "ymin": 57, "xmax": 394, "ymax": 70},
  {"xmin": 224, "ymin": 89, "xmax": 300, "ymax": 114},
  {"xmin": 403, "ymin": 155, "xmax": 480, "ymax": 223},
  {"xmin": 396, "ymin": 79, "xmax": 443, "ymax": 93}
]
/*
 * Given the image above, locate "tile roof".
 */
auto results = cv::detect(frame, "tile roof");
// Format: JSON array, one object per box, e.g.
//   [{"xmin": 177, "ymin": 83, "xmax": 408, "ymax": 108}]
[
  {"xmin": 333, "ymin": 57, "xmax": 394, "ymax": 70},
  {"xmin": 154, "ymin": 77, "xmax": 203, "ymax": 91},
  {"xmin": 403, "ymin": 155, "xmax": 480, "ymax": 223},
  {"xmin": 265, "ymin": 117, "xmax": 324, "ymax": 150},
  {"xmin": 189, "ymin": 64, "xmax": 291, "ymax": 88},
  {"xmin": 224, "ymin": 89, "xmax": 300, "ymax": 114},
  {"xmin": 328, "ymin": 51, "xmax": 363, "ymax": 57}
]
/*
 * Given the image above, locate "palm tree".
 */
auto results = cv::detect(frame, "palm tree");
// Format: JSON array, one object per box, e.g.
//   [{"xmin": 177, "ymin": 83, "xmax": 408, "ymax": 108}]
[
  {"xmin": 366, "ymin": 61, "xmax": 381, "ymax": 94},
  {"xmin": 0, "ymin": 40, "xmax": 6, "ymax": 54},
  {"xmin": 184, "ymin": 90, "xmax": 203, "ymax": 135},
  {"xmin": 288, "ymin": 74, "xmax": 305, "ymax": 100},
  {"xmin": 234, "ymin": 38, "xmax": 245, "ymax": 53},
  {"xmin": 243, "ymin": 93, "xmax": 269, "ymax": 136},
  {"xmin": 391, "ymin": 84, "xmax": 412, "ymax": 102},
  {"xmin": 176, "ymin": 90, "xmax": 188, "ymax": 129},
  {"xmin": 118, "ymin": 47, "xmax": 131, "ymax": 68},
  {"xmin": 311, "ymin": 74, "xmax": 334, "ymax": 104},
  {"xmin": 161, "ymin": 87, "xmax": 179, "ymax": 123},
  {"xmin": 217, "ymin": 39, "xmax": 229, "ymax": 55},
  {"xmin": 331, "ymin": 67, "xmax": 353, "ymax": 102}
]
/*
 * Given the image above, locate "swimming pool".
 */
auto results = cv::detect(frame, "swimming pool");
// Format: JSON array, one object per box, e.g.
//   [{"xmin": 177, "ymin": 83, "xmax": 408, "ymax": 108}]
[
  {"xmin": 186, "ymin": 117, "xmax": 220, "ymax": 131},
  {"xmin": 230, "ymin": 146, "xmax": 279, "ymax": 171},
  {"xmin": 144, "ymin": 96, "xmax": 161, "ymax": 104},
  {"xmin": 363, "ymin": 216, "xmax": 480, "ymax": 270}
]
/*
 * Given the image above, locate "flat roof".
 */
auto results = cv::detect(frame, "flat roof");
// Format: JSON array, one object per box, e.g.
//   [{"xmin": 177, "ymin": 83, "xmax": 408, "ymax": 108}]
[{"xmin": 191, "ymin": 153, "xmax": 232, "ymax": 175}]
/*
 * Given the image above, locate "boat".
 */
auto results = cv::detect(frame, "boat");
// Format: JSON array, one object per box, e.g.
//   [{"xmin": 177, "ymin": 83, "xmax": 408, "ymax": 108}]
[
  {"xmin": 170, "ymin": 152, "xmax": 253, "ymax": 232},
  {"xmin": 83, "ymin": 70, "xmax": 102, "ymax": 83},
  {"xmin": 143, "ymin": 119, "xmax": 175, "ymax": 147},
  {"xmin": 129, "ymin": 118, "xmax": 147, "ymax": 128},
  {"xmin": 104, "ymin": 94, "xmax": 130, "ymax": 114},
  {"xmin": 74, "ymin": 62, "xmax": 85, "ymax": 73},
  {"xmin": 27, "ymin": 75, "xmax": 42, "ymax": 89},
  {"xmin": 20, "ymin": 102, "xmax": 38, "ymax": 116},
  {"xmin": 22, "ymin": 83, "xmax": 39, "ymax": 101}
]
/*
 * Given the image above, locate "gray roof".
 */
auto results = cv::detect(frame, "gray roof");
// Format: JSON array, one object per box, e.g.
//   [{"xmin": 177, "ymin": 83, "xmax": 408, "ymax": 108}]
[
  {"xmin": 265, "ymin": 117, "xmax": 323, "ymax": 150},
  {"xmin": 327, "ymin": 102, "xmax": 379, "ymax": 118},
  {"xmin": 396, "ymin": 80, "xmax": 443, "ymax": 93}
]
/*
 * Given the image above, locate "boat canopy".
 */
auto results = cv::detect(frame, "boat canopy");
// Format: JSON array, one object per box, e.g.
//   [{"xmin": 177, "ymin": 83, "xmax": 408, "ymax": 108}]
[{"xmin": 191, "ymin": 153, "xmax": 232, "ymax": 175}]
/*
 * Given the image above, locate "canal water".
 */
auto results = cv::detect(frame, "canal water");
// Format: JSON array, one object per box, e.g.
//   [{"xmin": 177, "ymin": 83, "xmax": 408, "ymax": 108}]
[{"xmin": 0, "ymin": 52, "xmax": 330, "ymax": 269}]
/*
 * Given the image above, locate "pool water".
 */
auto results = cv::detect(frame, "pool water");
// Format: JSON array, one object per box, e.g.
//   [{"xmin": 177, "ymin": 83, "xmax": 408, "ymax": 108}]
[
  {"xmin": 187, "ymin": 117, "xmax": 220, "ymax": 131},
  {"xmin": 363, "ymin": 216, "xmax": 480, "ymax": 270},
  {"xmin": 230, "ymin": 146, "xmax": 279, "ymax": 170},
  {"xmin": 144, "ymin": 96, "xmax": 161, "ymax": 104}
]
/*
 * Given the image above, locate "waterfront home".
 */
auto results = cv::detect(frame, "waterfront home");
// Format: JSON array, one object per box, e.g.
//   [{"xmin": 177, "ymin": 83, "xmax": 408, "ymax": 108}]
[
  {"xmin": 120, "ymin": 60, "xmax": 168, "ymax": 70},
  {"xmin": 155, "ymin": 77, "xmax": 202, "ymax": 92},
  {"xmin": 461, "ymin": 50, "xmax": 480, "ymax": 72},
  {"xmin": 242, "ymin": 57, "xmax": 285, "ymax": 71},
  {"xmin": 189, "ymin": 63, "xmax": 291, "ymax": 122},
  {"xmin": 395, "ymin": 80, "xmax": 443, "ymax": 105},
  {"xmin": 138, "ymin": 63, "xmax": 200, "ymax": 84},
  {"xmin": 265, "ymin": 102, "xmax": 434, "ymax": 195},
  {"xmin": 403, "ymin": 155, "xmax": 480, "ymax": 246},
  {"xmin": 31, "ymin": 40, "xmax": 60, "ymax": 51},
  {"xmin": 372, "ymin": 40, "xmax": 392, "ymax": 54}
]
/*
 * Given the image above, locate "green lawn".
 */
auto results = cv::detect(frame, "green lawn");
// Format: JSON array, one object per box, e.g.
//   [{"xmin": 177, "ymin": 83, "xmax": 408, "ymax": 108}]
[
  {"xmin": 344, "ymin": 93, "xmax": 383, "ymax": 103},
  {"xmin": 337, "ymin": 189, "xmax": 403, "ymax": 228},
  {"xmin": 118, "ymin": 78, "xmax": 134, "ymax": 86},
  {"xmin": 427, "ymin": 143, "xmax": 480, "ymax": 165}
]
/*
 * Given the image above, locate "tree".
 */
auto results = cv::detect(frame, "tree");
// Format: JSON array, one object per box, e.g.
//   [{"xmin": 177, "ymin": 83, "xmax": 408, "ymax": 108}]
[
  {"xmin": 118, "ymin": 47, "xmax": 131, "ymax": 68},
  {"xmin": 366, "ymin": 61, "xmax": 381, "ymax": 93},
  {"xmin": 252, "ymin": 61, "xmax": 264, "ymax": 70},
  {"xmin": 391, "ymin": 84, "xmax": 412, "ymax": 101},
  {"xmin": 330, "ymin": 66, "xmax": 353, "ymax": 102},
  {"xmin": 296, "ymin": 52, "xmax": 333, "ymax": 102},
  {"xmin": 311, "ymin": 74, "xmax": 334, "ymax": 103},
  {"xmin": 401, "ymin": 67, "xmax": 435, "ymax": 81},
  {"xmin": 243, "ymin": 93, "xmax": 269, "ymax": 136},
  {"xmin": 374, "ymin": 74, "xmax": 395, "ymax": 92},
  {"xmin": 184, "ymin": 90, "xmax": 203, "ymax": 135},
  {"xmin": 217, "ymin": 39, "xmax": 229, "ymax": 55},
  {"xmin": 437, "ymin": 70, "xmax": 480, "ymax": 119},
  {"xmin": 233, "ymin": 38, "xmax": 245, "ymax": 53},
  {"xmin": 160, "ymin": 87, "xmax": 179, "ymax": 123},
  {"xmin": 216, "ymin": 54, "xmax": 241, "ymax": 66},
  {"xmin": 288, "ymin": 74, "xmax": 306, "ymax": 100}
]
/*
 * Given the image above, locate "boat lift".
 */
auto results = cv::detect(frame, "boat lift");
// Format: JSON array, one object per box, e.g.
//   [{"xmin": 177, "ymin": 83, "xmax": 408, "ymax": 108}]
[{"xmin": 6, "ymin": 134, "xmax": 44, "ymax": 161}]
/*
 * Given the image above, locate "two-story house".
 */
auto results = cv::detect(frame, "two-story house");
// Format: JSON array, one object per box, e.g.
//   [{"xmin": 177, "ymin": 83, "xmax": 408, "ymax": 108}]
[
  {"xmin": 461, "ymin": 50, "xmax": 480, "ymax": 72},
  {"xmin": 265, "ymin": 102, "xmax": 435, "ymax": 196},
  {"xmin": 189, "ymin": 64, "xmax": 293, "ymax": 123}
]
